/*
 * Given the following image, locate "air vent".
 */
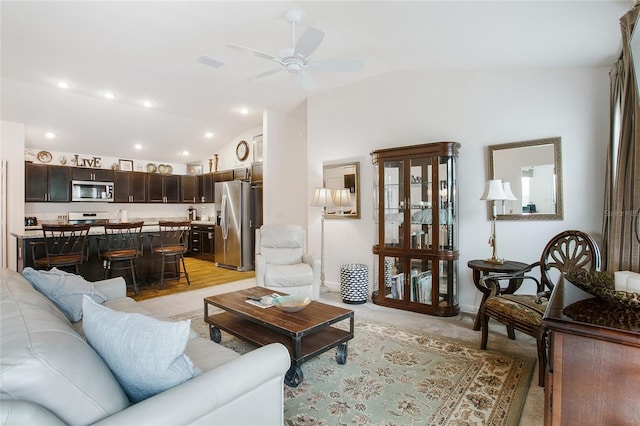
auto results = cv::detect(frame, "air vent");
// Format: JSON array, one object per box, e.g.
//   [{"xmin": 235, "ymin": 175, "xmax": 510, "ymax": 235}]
[{"xmin": 198, "ymin": 55, "xmax": 226, "ymax": 68}]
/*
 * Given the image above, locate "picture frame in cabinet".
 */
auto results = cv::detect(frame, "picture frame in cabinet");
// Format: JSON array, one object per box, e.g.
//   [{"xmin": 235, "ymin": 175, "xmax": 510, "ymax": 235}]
[{"xmin": 119, "ymin": 159, "xmax": 133, "ymax": 172}]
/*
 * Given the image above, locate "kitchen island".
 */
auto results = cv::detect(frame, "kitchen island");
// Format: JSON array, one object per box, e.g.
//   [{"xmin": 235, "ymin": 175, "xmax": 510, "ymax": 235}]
[{"xmin": 11, "ymin": 221, "xmax": 199, "ymax": 284}]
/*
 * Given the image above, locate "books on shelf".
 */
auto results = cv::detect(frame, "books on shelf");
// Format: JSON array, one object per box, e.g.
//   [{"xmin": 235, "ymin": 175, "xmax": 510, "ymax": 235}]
[{"xmin": 411, "ymin": 271, "xmax": 432, "ymax": 303}]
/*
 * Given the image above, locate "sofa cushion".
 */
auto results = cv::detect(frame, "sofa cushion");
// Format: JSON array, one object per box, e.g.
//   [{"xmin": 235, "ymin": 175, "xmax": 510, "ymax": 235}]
[
  {"xmin": 0, "ymin": 269, "xmax": 129, "ymax": 426},
  {"xmin": 22, "ymin": 267, "xmax": 106, "ymax": 322},
  {"xmin": 82, "ymin": 296, "xmax": 200, "ymax": 403},
  {"xmin": 485, "ymin": 294, "xmax": 548, "ymax": 326}
]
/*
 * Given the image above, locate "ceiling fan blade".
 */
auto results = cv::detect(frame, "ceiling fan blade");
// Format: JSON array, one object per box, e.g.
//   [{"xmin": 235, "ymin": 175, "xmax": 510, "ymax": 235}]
[
  {"xmin": 309, "ymin": 59, "xmax": 364, "ymax": 72},
  {"xmin": 299, "ymin": 71, "xmax": 317, "ymax": 92},
  {"xmin": 252, "ymin": 68, "xmax": 284, "ymax": 80},
  {"xmin": 294, "ymin": 27, "xmax": 325, "ymax": 59},
  {"xmin": 226, "ymin": 43, "xmax": 281, "ymax": 62}
]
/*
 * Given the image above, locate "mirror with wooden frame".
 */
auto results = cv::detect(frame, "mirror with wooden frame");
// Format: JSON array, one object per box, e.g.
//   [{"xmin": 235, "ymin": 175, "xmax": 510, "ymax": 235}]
[
  {"xmin": 489, "ymin": 137, "xmax": 563, "ymax": 220},
  {"xmin": 323, "ymin": 161, "xmax": 361, "ymax": 219}
]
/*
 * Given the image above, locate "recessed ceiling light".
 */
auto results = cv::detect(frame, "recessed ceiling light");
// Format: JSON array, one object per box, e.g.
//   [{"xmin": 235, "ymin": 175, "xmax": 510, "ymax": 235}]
[
  {"xmin": 45, "ymin": 132, "xmax": 56, "ymax": 139},
  {"xmin": 141, "ymin": 100, "xmax": 153, "ymax": 108},
  {"xmin": 181, "ymin": 150, "xmax": 189, "ymax": 156},
  {"xmin": 57, "ymin": 81, "xmax": 70, "ymax": 89},
  {"xmin": 104, "ymin": 92, "xmax": 115, "ymax": 100},
  {"xmin": 204, "ymin": 132, "xmax": 214, "ymax": 139},
  {"xmin": 134, "ymin": 144, "xmax": 143, "ymax": 150},
  {"xmin": 240, "ymin": 107, "xmax": 249, "ymax": 115}
]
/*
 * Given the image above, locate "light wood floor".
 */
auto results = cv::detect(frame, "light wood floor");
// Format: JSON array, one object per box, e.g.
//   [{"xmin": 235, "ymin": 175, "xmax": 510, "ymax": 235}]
[{"xmin": 128, "ymin": 257, "xmax": 255, "ymax": 301}]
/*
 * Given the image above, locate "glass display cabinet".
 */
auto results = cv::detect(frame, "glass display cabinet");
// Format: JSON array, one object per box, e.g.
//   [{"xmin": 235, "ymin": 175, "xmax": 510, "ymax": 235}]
[{"xmin": 371, "ymin": 142, "xmax": 460, "ymax": 316}]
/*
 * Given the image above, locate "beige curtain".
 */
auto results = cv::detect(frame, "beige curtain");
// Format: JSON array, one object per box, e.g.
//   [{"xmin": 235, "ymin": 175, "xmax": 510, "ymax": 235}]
[{"xmin": 603, "ymin": 5, "xmax": 640, "ymax": 272}]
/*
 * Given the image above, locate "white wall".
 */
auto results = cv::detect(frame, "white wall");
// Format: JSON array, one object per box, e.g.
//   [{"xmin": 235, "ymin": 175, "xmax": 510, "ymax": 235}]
[
  {"xmin": 210, "ymin": 126, "xmax": 262, "ymax": 172},
  {"xmin": 1, "ymin": 121, "xmax": 26, "ymax": 270},
  {"xmin": 263, "ymin": 107, "xmax": 308, "ymax": 228},
  {"xmin": 305, "ymin": 68, "xmax": 609, "ymax": 314}
]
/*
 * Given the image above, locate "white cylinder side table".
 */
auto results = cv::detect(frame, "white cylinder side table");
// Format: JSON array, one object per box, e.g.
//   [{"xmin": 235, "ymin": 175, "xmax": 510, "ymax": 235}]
[{"xmin": 340, "ymin": 264, "xmax": 369, "ymax": 304}]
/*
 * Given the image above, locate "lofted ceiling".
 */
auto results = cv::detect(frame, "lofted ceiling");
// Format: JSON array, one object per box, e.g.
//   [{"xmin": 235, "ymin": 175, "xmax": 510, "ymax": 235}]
[{"xmin": 0, "ymin": 1, "xmax": 633, "ymax": 164}]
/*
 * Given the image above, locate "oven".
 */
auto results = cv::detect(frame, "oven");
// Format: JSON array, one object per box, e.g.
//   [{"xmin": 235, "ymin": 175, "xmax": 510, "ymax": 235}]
[{"xmin": 67, "ymin": 211, "xmax": 110, "ymax": 225}]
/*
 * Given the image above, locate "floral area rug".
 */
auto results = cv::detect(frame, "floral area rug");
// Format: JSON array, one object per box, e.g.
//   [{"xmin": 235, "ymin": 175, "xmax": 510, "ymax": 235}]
[{"xmin": 172, "ymin": 310, "xmax": 534, "ymax": 426}]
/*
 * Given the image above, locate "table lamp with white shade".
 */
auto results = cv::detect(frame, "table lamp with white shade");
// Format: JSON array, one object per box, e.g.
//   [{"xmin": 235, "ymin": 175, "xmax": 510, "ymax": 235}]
[
  {"xmin": 501, "ymin": 181, "xmax": 517, "ymax": 214},
  {"xmin": 332, "ymin": 188, "xmax": 352, "ymax": 214},
  {"xmin": 480, "ymin": 179, "xmax": 510, "ymax": 264}
]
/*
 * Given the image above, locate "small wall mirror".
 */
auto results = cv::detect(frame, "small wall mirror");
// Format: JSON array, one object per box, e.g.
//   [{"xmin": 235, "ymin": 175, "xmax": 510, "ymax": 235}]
[
  {"xmin": 323, "ymin": 161, "xmax": 361, "ymax": 219},
  {"xmin": 489, "ymin": 137, "xmax": 563, "ymax": 220}
]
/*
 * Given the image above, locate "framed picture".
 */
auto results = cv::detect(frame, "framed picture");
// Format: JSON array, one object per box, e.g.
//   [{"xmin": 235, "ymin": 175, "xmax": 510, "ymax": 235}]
[
  {"xmin": 253, "ymin": 134, "xmax": 263, "ymax": 162},
  {"xmin": 187, "ymin": 162, "xmax": 202, "ymax": 175},
  {"xmin": 119, "ymin": 159, "xmax": 133, "ymax": 172}
]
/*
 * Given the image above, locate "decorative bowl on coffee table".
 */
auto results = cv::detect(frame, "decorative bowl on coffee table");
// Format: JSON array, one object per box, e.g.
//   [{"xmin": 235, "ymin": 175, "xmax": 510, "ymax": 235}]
[{"xmin": 272, "ymin": 295, "xmax": 311, "ymax": 313}]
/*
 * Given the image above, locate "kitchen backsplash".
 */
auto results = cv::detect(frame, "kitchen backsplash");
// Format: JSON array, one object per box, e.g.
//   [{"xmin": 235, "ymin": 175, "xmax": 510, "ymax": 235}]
[{"xmin": 25, "ymin": 202, "xmax": 216, "ymax": 224}]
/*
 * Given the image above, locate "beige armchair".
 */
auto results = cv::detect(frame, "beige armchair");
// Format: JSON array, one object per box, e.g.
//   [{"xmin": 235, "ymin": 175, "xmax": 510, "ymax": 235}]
[{"xmin": 255, "ymin": 224, "xmax": 321, "ymax": 300}]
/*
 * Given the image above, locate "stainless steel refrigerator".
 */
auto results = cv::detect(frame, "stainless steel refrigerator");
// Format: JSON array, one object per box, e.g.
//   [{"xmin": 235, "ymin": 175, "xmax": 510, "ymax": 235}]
[{"xmin": 214, "ymin": 180, "xmax": 253, "ymax": 271}]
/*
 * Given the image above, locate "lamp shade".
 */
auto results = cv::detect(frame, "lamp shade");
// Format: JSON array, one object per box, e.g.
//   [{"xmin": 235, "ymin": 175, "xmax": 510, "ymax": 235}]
[
  {"xmin": 332, "ymin": 189, "xmax": 352, "ymax": 207},
  {"xmin": 480, "ymin": 179, "xmax": 509, "ymax": 201},
  {"xmin": 502, "ymin": 181, "xmax": 517, "ymax": 200},
  {"xmin": 311, "ymin": 187, "xmax": 333, "ymax": 207}
]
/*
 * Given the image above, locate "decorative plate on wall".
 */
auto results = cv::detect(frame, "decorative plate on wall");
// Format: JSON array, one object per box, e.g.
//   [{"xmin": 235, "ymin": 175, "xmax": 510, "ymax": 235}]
[
  {"xmin": 157, "ymin": 164, "xmax": 166, "ymax": 174},
  {"xmin": 165, "ymin": 165, "xmax": 173, "ymax": 174},
  {"xmin": 146, "ymin": 163, "xmax": 156, "ymax": 173},
  {"xmin": 37, "ymin": 151, "xmax": 52, "ymax": 163}
]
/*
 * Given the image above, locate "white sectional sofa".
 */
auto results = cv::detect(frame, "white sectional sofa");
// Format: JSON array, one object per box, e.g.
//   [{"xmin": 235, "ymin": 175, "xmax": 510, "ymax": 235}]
[{"xmin": 0, "ymin": 268, "xmax": 290, "ymax": 425}]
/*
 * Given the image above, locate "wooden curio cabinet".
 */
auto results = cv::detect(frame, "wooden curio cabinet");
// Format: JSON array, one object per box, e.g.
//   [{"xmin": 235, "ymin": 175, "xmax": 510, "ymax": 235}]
[{"xmin": 371, "ymin": 142, "xmax": 460, "ymax": 316}]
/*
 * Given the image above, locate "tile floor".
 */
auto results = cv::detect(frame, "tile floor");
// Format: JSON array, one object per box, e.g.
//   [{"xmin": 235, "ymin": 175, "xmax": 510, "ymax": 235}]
[{"xmin": 139, "ymin": 280, "xmax": 544, "ymax": 426}]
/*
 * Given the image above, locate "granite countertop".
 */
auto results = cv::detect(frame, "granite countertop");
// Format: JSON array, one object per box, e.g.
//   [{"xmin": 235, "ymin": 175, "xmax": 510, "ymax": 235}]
[
  {"xmin": 11, "ymin": 217, "xmax": 216, "ymax": 238},
  {"xmin": 191, "ymin": 220, "xmax": 217, "ymax": 225},
  {"xmin": 13, "ymin": 217, "xmax": 215, "ymax": 239},
  {"xmin": 13, "ymin": 225, "xmax": 163, "ymax": 239}
]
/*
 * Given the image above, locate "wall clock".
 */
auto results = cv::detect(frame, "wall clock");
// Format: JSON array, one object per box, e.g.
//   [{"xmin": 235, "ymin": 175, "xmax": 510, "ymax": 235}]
[{"xmin": 236, "ymin": 140, "xmax": 249, "ymax": 161}]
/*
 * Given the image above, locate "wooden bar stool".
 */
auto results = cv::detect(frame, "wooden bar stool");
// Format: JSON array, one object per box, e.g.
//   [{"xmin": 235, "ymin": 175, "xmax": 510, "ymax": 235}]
[
  {"xmin": 99, "ymin": 222, "xmax": 144, "ymax": 294},
  {"xmin": 31, "ymin": 223, "xmax": 91, "ymax": 274},
  {"xmin": 150, "ymin": 221, "xmax": 191, "ymax": 288}
]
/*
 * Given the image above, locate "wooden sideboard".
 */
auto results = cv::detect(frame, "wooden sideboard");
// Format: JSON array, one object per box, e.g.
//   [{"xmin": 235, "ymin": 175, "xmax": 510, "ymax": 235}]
[{"xmin": 542, "ymin": 279, "xmax": 640, "ymax": 425}]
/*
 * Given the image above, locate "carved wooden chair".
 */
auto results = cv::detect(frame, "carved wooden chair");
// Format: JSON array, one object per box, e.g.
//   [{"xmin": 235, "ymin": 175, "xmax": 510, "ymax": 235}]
[
  {"xmin": 31, "ymin": 223, "xmax": 91, "ymax": 274},
  {"xmin": 480, "ymin": 230, "xmax": 601, "ymax": 387},
  {"xmin": 98, "ymin": 222, "xmax": 144, "ymax": 294}
]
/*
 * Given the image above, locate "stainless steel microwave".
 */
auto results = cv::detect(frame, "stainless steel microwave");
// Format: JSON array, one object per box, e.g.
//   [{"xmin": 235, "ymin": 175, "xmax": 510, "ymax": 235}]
[{"xmin": 71, "ymin": 180, "xmax": 114, "ymax": 202}]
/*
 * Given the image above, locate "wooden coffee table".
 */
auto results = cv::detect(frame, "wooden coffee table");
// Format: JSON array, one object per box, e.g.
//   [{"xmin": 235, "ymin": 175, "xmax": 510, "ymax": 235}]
[{"xmin": 203, "ymin": 287, "xmax": 354, "ymax": 387}]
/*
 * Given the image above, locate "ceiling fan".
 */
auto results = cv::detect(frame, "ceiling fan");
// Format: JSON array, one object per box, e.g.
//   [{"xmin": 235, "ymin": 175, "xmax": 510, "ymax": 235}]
[{"xmin": 226, "ymin": 10, "xmax": 363, "ymax": 91}]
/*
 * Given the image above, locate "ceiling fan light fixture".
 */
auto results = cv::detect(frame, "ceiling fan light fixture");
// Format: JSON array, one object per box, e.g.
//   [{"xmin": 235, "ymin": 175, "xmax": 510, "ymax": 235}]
[
  {"xmin": 287, "ymin": 63, "xmax": 302, "ymax": 74},
  {"xmin": 223, "ymin": 9, "xmax": 362, "ymax": 92}
]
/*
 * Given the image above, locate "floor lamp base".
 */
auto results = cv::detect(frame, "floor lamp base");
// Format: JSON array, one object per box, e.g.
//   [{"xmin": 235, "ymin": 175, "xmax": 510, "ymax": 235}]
[{"xmin": 320, "ymin": 284, "xmax": 330, "ymax": 293}]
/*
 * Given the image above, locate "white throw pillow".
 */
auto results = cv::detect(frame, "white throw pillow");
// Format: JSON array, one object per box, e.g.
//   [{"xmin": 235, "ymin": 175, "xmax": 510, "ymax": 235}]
[
  {"xmin": 81, "ymin": 296, "xmax": 200, "ymax": 403},
  {"xmin": 22, "ymin": 267, "xmax": 107, "ymax": 322}
]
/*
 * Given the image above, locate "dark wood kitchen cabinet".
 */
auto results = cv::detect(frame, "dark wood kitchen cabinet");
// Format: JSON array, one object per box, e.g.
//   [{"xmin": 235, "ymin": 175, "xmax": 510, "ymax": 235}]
[
  {"xmin": 197, "ymin": 173, "xmax": 214, "ymax": 203},
  {"xmin": 25, "ymin": 162, "xmax": 71, "ymax": 202},
  {"xmin": 542, "ymin": 280, "xmax": 640, "ymax": 425},
  {"xmin": 148, "ymin": 174, "xmax": 180, "ymax": 203},
  {"xmin": 113, "ymin": 171, "xmax": 147, "ymax": 203},
  {"xmin": 71, "ymin": 167, "xmax": 113, "ymax": 182},
  {"xmin": 181, "ymin": 175, "xmax": 198, "ymax": 203},
  {"xmin": 190, "ymin": 224, "xmax": 215, "ymax": 261}
]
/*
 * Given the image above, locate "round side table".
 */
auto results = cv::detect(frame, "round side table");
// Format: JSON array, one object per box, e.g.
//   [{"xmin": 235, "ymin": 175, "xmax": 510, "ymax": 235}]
[
  {"xmin": 340, "ymin": 264, "xmax": 368, "ymax": 304},
  {"xmin": 467, "ymin": 259, "xmax": 528, "ymax": 331}
]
